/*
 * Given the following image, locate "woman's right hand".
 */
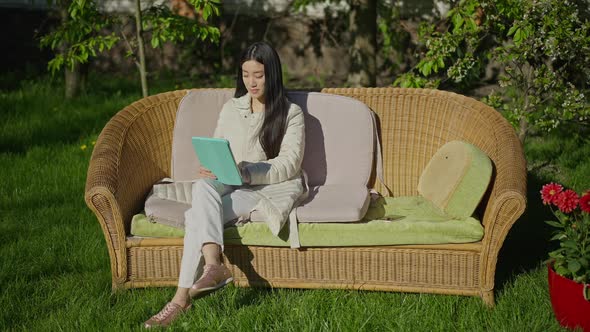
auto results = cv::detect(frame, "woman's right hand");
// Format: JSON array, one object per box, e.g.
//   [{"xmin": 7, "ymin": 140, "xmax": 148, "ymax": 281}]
[{"xmin": 199, "ymin": 166, "xmax": 217, "ymax": 180}]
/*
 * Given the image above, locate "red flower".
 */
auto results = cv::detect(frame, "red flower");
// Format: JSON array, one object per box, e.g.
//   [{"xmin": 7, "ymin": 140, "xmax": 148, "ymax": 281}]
[
  {"xmin": 555, "ymin": 189, "xmax": 579, "ymax": 213},
  {"xmin": 541, "ymin": 183, "xmax": 563, "ymax": 205},
  {"xmin": 580, "ymin": 192, "xmax": 590, "ymax": 213}
]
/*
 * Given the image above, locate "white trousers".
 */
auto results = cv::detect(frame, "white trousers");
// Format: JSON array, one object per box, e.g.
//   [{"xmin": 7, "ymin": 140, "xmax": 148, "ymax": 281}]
[{"xmin": 177, "ymin": 178, "xmax": 262, "ymax": 288}]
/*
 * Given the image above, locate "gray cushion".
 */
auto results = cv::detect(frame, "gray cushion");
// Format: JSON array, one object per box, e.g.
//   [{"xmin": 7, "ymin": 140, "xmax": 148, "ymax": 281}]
[
  {"xmin": 144, "ymin": 194, "xmax": 189, "ymax": 228},
  {"xmin": 172, "ymin": 89, "xmax": 235, "ymax": 181},
  {"xmin": 152, "ymin": 180, "xmax": 193, "ymax": 204},
  {"xmin": 287, "ymin": 92, "xmax": 374, "ymax": 187},
  {"xmin": 297, "ymin": 184, "xmax": 370, "ymax": 222},
  {"xmin": 144, "ymin": 192, "xmax": 266, "ymax": 228},
  {"xmin": 171, "ymin": 90, "xmax": 375, "ymax": 187},
  {"xmin": 161, "ymin": 90, "xmax": 375, "ymax": 225}
]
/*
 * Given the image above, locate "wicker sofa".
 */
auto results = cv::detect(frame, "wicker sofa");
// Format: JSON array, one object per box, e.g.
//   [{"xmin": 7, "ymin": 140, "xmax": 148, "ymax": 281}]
[{"xmin": 84, "ymin": 87, "xmax": 526, "ymax": 306}]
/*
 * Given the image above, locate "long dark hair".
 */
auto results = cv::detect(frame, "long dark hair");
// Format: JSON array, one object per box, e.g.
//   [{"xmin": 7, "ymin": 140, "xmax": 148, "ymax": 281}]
[{"xmin": 235, "ymin": 42, "xmax": 288, "ymax": 159}]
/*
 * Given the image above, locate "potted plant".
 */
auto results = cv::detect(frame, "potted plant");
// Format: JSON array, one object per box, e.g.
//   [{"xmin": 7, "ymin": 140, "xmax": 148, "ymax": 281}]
[{"xmin": 542, "ymin": 183, "xmax": 590, "ymax": 330}]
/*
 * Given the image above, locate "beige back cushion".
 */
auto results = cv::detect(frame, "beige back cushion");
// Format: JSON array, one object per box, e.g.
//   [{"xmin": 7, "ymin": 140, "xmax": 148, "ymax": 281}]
[
  {"xmin": 172, "ymin": 89, "xmax": 235, "ymax": 181},
  {"xmin": 287, "ymin": 91, "xmax": 374, "ymax": 186},
  {"xmin": 172, "ymin": 90, "xmax": 375, "ymax": 187}
]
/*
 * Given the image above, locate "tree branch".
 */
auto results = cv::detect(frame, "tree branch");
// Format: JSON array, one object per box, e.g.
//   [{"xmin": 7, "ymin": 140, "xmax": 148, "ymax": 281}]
[{"xmin": 118, "ymin": 26, "xmax": 141, "ymax": 69}]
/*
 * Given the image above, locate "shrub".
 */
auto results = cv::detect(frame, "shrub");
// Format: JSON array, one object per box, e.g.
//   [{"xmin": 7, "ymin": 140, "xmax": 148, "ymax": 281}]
[{"xmin": 394, "ymin": 0, "xmax": 590, "ymax": 142}]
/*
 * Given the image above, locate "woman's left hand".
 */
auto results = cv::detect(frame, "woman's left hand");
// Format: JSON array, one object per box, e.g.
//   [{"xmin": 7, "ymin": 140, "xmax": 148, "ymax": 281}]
[{"xmin": 198, "ymin": 165, "xmax": 217, "ymax": 179}]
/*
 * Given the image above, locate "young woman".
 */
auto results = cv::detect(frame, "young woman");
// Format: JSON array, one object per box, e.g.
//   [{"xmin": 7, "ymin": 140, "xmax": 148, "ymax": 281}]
[{"xmin": 145, "ymin": 41, "xmax": 306, "ymax": 328}]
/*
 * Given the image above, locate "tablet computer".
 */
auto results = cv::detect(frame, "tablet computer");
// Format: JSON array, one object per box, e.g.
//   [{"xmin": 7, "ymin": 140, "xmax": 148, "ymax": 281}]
[{"xmin": 191, "ymin": 137, "xmax": 243, "ymax": 186}]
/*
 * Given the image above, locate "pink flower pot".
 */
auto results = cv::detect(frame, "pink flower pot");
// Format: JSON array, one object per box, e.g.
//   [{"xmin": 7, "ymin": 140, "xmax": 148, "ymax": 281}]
[{"xmin": 548, "ymin": 264, "xmax": 590, "ymax": 331}]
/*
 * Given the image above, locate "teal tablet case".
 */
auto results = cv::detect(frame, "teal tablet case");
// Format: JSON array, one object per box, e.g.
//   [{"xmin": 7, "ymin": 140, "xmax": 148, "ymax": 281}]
[{"xmin": 191, "ymin": 137, "xmax": 243, "ymax": 186}]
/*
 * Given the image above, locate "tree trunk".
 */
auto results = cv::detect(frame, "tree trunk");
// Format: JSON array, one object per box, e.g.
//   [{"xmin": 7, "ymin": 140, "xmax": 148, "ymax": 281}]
[
  {"xmin": 65, "ymin": 61, "xmax": 89, "ymax": 98},
  {"xmin": 518, "ymin": 65, "xmax": 533, "ymax": 145},
  {"xmin": 220, "ymin": 8, "xmax": 240, "ymax": 73},
  {"xmin": 347, "ymin": 0, "xmax": 377, "ymax": 87},
  {"xmin": 65, "ymin": 64, "xmax": 80, "ymax": 99},
  {"xmin": 518, "ymin": 117, "xmax": 528, "ymax": 145},
  {"xmin": 59, "ymin": 0, "xmax": 81, "ymax": 99},
  {"xmin": 135, "ymin": 0, "xmax": 149, "ymax": 97}
]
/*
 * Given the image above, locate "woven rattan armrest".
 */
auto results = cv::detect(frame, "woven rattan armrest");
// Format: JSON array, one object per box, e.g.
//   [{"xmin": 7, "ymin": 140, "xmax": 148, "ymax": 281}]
[
  {"xmin": 478, "ymin": 115, "xmax": 527, "ymax": 295},
  {"xmin": 84, "ymin": 90, "xmax": 187, "ymax": 286}
]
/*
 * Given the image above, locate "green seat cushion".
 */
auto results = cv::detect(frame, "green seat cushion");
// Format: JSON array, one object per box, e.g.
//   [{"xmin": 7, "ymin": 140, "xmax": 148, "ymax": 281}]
[
  {"xmin": 418, "ymin": 141, "xmax": 492, "ymax": 219},
  {"xmin": 130, "ymin": 196, "xmax": 484, "ymax": 246}
]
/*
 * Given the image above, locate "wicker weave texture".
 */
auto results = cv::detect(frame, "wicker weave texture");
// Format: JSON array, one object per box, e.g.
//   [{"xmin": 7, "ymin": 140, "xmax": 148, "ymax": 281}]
[
  {"xmin": 125, "ymin": 245, "xmax": 480, "ymax": 293},
  {"xmin": 128, "ymin": 246, "xmax": 183, "ymax": 281},
  {"xmin": 85, "ymin": 88, "xmax": 527, "ymax": 305},
  {"xmin": 321, "ymin": 88, "xmax": 526, "ymax": 199},
  {"xmin": 320, "ymin": 88, "xmax": 527, "ymax": 299},
  {"xmin": 85, "ymin": 90, "xmax": 187, "ymax": 286}
]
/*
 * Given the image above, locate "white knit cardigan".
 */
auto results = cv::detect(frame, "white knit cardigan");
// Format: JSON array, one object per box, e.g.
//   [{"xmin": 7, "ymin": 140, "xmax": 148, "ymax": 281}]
[{"xmin": 214, "ymin": 93, "xmax": 307, "ymax": 246}]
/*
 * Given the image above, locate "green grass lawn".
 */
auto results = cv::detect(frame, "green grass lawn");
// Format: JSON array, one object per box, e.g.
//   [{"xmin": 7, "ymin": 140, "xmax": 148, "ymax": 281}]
[{"xmin": 1, "ymin": 76, "xmax": 588, "ymax": 331}]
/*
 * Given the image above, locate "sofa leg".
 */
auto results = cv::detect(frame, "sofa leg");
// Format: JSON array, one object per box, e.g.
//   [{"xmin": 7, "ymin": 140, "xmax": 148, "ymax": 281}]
[
  {"xmin": 481, "ymin": 290, "xmax": 495, "ymax": 307},
  {"xmin": 111, "ymin": 274, "xmax": 126, "ymax": 293}
]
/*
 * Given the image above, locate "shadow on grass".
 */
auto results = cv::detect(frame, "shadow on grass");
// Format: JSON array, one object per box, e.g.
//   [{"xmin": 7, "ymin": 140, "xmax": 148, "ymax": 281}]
[
  {"xmin": 494, "ymin": 171, "xmax": 555, "ymax": 292},
  {"xmin": 232, "ymin": 287, "xmax": 274, "ymax": 309}
]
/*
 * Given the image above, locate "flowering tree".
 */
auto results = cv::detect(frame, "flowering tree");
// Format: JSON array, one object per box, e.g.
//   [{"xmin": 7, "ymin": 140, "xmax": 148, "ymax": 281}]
[{"xmin": 394, "ymin": 0, "xmax": 590, "ymax": 143}]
